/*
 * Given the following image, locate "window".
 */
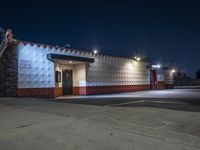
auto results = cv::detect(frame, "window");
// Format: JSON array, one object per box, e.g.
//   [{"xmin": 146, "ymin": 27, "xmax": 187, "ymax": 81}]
[{"xmin": 55, "ymin": 71, "xmax": 61, "ymax": 83}]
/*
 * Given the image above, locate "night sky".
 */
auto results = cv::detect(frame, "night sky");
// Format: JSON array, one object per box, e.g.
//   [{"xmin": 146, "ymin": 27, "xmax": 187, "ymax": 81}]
[{"xmin": 1, "ymin": 0, "xmax": 200, "ymax": 76}]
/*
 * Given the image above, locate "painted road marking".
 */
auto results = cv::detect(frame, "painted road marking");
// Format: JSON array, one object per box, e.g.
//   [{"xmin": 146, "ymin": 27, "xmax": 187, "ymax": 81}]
[{"xmin": 105, "ymin": 100, "xmax": 187, "ymax": 107}]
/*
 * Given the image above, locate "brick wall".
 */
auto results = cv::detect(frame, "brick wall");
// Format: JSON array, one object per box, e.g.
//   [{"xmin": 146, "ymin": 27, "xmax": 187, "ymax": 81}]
[{"xmin": 0, "ymin": 42, "xmax": 18, "ymax": 97}]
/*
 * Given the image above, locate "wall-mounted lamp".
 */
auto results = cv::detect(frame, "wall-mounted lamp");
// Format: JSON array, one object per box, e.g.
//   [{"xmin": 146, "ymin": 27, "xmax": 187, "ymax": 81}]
[
  {"xmin": 171, "ymin": 69, "xmax": 176, "ymax": 73},
  {"xmin": 152, "ymin": 64, "xmax": 161, "ymax": 69},
  {"xmin": 134, "ymin": 56, "xmax": 141, "ymax": 61},
  {"xmin": 93, "ymin": 49, "xmax": 98, "ymax": 54}
]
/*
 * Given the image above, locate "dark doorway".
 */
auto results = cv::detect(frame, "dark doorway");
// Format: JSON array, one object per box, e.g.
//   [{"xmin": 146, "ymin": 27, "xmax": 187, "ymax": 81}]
[
  {"xmin": 62, "ymin": 70, "xmax": 73, "ymax": 95},
  {"xmin": 150, "ymin": 70, "xmax": 157, "ymax": 90}
]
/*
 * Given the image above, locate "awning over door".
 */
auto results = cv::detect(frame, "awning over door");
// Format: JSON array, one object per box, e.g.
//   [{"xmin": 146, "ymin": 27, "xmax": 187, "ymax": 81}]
[{"xmin": 47, "ymin": 53, "xmax": 95, "ymax": 63}]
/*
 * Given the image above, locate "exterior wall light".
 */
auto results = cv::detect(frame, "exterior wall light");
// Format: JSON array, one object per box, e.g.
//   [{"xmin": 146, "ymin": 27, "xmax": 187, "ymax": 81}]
[
  {"xmin": 93, "ymin": 49, "xmax": 98, "ymax": 54},
  {"xmin": 137, "ymin": 57, "xmax": 141, "ymax": 61},
  {"xmin": 171, "ymin": 69, "xmax": 176, "ymax": 73},
  {"xmin": 134, "ymin": 56, "xmax": 141, "ymax": 61},
  {"xmin": 152, "ymin": 64, "xmax": 161, "ymax": 69}
]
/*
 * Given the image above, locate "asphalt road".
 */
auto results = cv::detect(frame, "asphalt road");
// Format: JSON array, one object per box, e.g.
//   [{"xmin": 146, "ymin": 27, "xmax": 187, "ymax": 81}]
[{"xmin": 56, "ymin": 89, "xmax": 200, "ymax": 112}]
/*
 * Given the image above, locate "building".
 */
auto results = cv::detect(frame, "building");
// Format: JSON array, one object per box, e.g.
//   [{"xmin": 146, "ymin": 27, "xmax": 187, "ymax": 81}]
[{"xmin": 0, "ymin": 29, "xmax": 174, "ymax": 98}]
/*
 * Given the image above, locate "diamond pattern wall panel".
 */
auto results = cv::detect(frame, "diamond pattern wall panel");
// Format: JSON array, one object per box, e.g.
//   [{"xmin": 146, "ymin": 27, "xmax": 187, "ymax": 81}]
[
  {"xmin": 18, "ymin": 43, "xmax": 55, "ymax": 88},
  {"xmin": 18, "ymin": 42, "xmax": 151, "ymax": 88},
  {"xmin": 164, "ymin": 70, "xmax": 174, "ymax": 84},
  {"xmin": 86, "ymin": 57, "xmax": 150, "ymax": 86}
]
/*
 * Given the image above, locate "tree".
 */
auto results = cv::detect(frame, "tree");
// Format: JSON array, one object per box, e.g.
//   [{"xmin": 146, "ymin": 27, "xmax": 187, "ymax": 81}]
[{"xmin": 196, "ymin": 70, "xmax": 200, "ymax": 79}]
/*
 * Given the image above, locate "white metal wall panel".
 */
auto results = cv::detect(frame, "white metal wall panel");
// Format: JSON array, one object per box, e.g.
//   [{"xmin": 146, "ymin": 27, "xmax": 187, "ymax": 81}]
[
  {"xmin": 164, "ymin": 70, "xmax": 174, "ymax": 84},
  {"xmin": 86, "ymin": 56, "xmax": 150, "ymax": 86},
  {"xmin": 18, "ymin": 42, "xmax": 151, "ymax": 88},
  {"xmin": 18, "ymin": 43, "xmax": 55, "ymax": 88}
]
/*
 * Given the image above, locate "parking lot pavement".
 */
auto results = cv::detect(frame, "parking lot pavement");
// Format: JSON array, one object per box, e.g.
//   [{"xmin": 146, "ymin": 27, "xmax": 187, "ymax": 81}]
[
  {"xmin": 57, "ymin": 89, "xmax": 200, "ymax": 100},
  {"xmin": 0, "ymin": 89, "xmax": 200, "ymax": 150},
  {"xmin": 56, "ymin": 89, "xmax": 200, "ymax": 112}
]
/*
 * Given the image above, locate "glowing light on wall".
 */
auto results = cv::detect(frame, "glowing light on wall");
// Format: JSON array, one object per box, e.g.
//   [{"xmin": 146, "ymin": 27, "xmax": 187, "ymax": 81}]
[
  {"xmin": 127, "ymin": 63, "xmax": 134, "ymax": 70},
  {"xmin": 152, "ymin": 64, "xmax": 161, "ymax": 69},
  {"xmin": 134, "ymin": 56, "xmax": 141, "ymax": 61},
  {"xmin": 134, "ymin": 60, "xmax": 139, "ymax": 67},
  {"xmin": 93, "ymin": 49, "xmax": 98, "ymax": 54},
  {"xmin": 171, "ymin": 69, "xmax": 176, "ymax": 73}
]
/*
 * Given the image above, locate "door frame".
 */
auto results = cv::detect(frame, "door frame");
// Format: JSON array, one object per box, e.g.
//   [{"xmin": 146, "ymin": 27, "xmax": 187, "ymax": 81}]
[
  {"xmin": 150, "ymin": 70, "xmax": 157, "ymax": 90},
  {"xmin": 62, "ymin": 69, "xmax": 73, "ymax": 95}
]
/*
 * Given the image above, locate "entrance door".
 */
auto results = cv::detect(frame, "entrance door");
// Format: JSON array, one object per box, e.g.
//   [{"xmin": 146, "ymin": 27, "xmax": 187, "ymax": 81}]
[
  {"xmin": 62, "ymin": 70, "xmax": 73, "ymax": 95},
  {"xmin": 150, "ymin": 70, "xmax": 157, "ymax": 90}
]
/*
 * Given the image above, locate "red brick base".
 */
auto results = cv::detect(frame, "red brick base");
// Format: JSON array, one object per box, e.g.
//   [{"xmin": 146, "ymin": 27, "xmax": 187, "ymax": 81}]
[
  {"xmin": 85, "ymin": 85, "xmax": 150, "ymax": 95},
  {"xmin": 165, "ymin": 84, "xmax": 174, "ymax": 89},
  {"xmin": 18, "ymin": 82, "xmax": 174, "ymax": 97},
  {"xmin": 18, "ymin": 88, "xmax": 55, "ymax": 98},
  {"xmin": 54, "ymin": 87, "xmax": 63, "ymax": 97},
  {"xmin": 18, "ymin": 84, "xmax": 174, "ymax": 97},
  {"xmin": 73, "ymin": 87, "xmax": 87, "ymax": 95},
  {"xmin": 157, "ymin": 81, "xmax": 165, "ymax": 89},
  {"xmin": 18, "ymin": 85, "xmax": 151, "ymax": 97},
  {"xmin": 18, "ymin": 87, "xmax": 63, "ymax": 98}
]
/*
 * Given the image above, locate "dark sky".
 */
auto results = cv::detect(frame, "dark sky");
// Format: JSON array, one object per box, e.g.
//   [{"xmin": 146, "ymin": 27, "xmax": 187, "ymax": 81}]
[{"xmin": 1, "ymin": 0, "xmax": 200, "ymax": 76}]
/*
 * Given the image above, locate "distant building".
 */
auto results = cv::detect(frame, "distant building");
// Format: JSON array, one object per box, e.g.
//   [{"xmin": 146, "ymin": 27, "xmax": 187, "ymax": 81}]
[{"xmin": 0, "ymin": 29, "xmax": 174, "ymax": 97}]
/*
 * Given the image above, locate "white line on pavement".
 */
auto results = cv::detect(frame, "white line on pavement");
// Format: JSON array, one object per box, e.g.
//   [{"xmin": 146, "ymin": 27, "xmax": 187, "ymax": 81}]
[{"xmin": 105, "ymin": 100, "xmax": 187, "ymax": 107}]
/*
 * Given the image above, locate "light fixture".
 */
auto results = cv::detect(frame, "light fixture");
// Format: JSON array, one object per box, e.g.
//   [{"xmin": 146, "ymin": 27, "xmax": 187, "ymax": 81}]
[
  {"xmin": 152, "ymin": 64, "xmax": 161, "ymax": 69},
  {"xmin": 93, "ymin": 49, "xmax": 98, "ymax": 54},
  {"xmin": 134, "ymin": 56, "xmax": 141, "ymax": 61},
  {"xmin": 171, "ymin": 69, "xmax": 176, "ymax": 73},
  {"xmin": 137, "ymin": 57, "xmax": 141, "ymax": 61}
]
